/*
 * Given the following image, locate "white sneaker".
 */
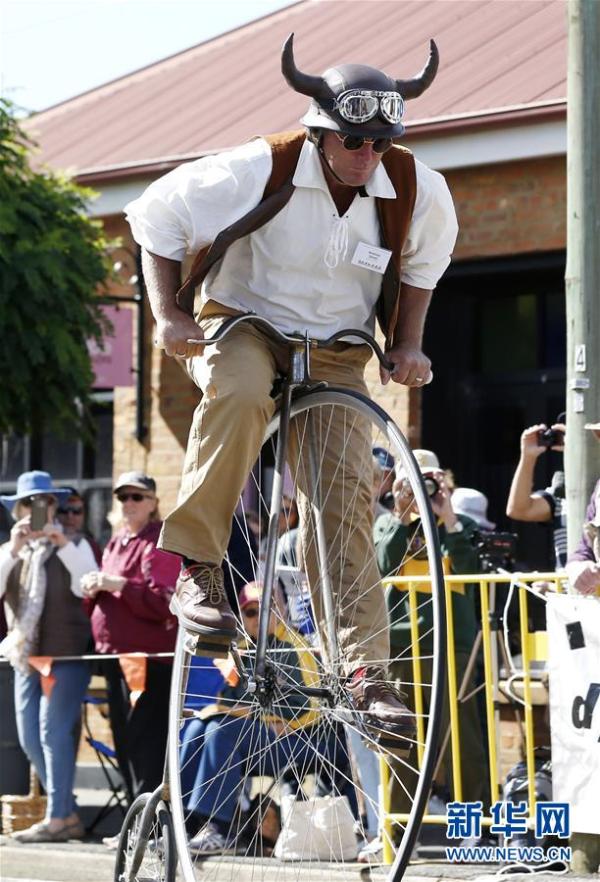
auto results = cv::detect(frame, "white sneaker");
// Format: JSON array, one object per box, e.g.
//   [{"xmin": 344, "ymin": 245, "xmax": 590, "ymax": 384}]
[
  {"xmin": 357, "ymin": 836, "xmax": 383, "ymax": 863},
  {"xmin": 189, "ymin": 822, "xmax": 235, "ymax": 855},
  {"xmin": 102, "ymin": 833, "xmax": 121, "ymax": 850}
]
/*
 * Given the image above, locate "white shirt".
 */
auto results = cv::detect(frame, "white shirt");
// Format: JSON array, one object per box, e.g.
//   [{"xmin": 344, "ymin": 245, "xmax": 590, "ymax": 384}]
[{"xmin": 125, "ymin": 138, "xmax": 458, "ymax": 340}]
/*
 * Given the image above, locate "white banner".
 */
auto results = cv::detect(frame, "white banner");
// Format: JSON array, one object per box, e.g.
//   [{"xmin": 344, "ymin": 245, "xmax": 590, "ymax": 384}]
[{"xmin": 547, "ymin": 594, "xmax": 600, "ymax": 834}]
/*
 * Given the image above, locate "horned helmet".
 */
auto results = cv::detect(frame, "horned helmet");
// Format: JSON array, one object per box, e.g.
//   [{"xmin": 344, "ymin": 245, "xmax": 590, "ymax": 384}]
[{"xmin": 281, "ymin": 33, "xmax": 439, "ymax": 140}]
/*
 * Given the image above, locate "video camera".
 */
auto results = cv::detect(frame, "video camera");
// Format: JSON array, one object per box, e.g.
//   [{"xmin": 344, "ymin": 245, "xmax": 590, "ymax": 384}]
[{"xmin": 472, "ymin": 530, "xmax": 517, "ymax": 573}]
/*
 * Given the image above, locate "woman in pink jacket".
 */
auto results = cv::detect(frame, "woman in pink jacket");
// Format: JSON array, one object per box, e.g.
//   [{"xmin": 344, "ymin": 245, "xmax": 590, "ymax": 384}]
[{"xmin": 81, "ymin": 471, "xmax": 180, "ymax": 804}]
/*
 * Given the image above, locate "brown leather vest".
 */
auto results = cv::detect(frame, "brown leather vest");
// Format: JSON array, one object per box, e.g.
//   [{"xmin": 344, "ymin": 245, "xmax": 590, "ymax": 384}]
[
  {"xmin": 176, "ymin": 130, "xmax": 417, "ymax": 349},
  {"xmin": 4, "ymin": 547, "xmax": 91, "ymax": 660}
]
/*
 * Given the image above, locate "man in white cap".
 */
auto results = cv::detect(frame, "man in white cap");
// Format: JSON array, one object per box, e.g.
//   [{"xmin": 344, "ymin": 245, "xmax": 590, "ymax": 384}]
[{"xmin": 451, "ymin": 487, "xmax": 496, "ymax": 532}]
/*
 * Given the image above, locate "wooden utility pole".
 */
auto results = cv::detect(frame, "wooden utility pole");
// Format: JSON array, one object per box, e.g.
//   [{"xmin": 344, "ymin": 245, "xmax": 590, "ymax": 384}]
[{"xmin": 565, "ymin": 0, "xmax": 600, "ymax": 553}]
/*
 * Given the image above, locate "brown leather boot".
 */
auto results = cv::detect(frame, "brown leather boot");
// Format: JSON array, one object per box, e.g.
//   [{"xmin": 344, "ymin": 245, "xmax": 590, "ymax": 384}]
[
  {"xmin": 172, "ymin": 562, "xmax": 238, "ymax": 637},
  {"xmin": 346, "ymin": 669, "xmax": 416, "ymax": 757}
]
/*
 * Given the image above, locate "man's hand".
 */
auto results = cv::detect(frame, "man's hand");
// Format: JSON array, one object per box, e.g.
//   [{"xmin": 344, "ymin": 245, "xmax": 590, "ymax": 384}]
[
  {"xmin": 154, "ymin": 313, "xmax": 205, "ymax": 359},
  {"xmin": 380, "ymin": 342, "xmax": 432, "ymax": 387}
]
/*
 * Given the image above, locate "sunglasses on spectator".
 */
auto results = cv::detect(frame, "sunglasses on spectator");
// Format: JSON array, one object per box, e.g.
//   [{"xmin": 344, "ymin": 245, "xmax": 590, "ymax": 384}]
[
  {"xmin": 334, "ymin": 131, "xmax": 393, "ymax": 154},
  {"xmin": 242, "ymin": 607, "xmax": 259, "ymax": 619},
  {"xmin": 116, "ymin": 492, "xmax": 152, "ymax": 503},
  {"xmin": 57, "ymin": 505, "xmax": 84, "ymax": 515}
]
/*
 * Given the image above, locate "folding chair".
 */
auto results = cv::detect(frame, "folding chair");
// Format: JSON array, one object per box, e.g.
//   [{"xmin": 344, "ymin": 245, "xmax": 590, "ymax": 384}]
[{"xmin": 82, "ymin": 694, "xmax": 129, "ymax": 834}]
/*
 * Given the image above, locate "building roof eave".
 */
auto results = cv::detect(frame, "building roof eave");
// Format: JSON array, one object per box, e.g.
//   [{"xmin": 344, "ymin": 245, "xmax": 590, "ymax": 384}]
[{"xmin": 74, "ymin": 100, "xmax": 566, "ymax": 188}]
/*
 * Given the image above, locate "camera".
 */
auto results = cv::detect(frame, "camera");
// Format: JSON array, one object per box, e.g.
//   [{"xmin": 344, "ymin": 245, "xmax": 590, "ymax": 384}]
[
  {"xmin": 472, "ymin": 530, "xmax": 517, "ymax": 573},
  {"xmin": 537, "ymin": 428, "xmax": 564, "ymax": 448},
  {"xmin": 422, "ymin": 473, "xmax": 440, "ymax": 498}
]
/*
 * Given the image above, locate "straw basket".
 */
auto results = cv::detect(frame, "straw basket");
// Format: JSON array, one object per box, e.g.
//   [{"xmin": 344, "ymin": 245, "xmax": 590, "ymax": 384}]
[{"xmin": 1, "ymin": 769, "xmax": 47, "ymax": 834}]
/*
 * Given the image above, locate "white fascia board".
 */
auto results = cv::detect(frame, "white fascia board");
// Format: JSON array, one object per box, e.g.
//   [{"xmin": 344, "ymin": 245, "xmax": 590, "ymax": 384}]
[
  {"xmin": 87, "ymin": 118, "xmax": 566, "ymax": 216},
  {"xmin": 86, "ymin": 178, "xmax": 155, "ymax": 218},
  {"xmin": 407, "ymin": 118, "xmax": 566, "ymax": 172}
]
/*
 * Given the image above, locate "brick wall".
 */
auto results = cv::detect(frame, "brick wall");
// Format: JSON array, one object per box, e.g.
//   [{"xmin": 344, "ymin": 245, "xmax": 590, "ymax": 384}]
[
  {"xmin": 108, "ymin": 154, "xmax": 566, "ymax": 513},
  {"xmin": 447, "ymin": 155, "xmax": 566, "ymax": 260}
]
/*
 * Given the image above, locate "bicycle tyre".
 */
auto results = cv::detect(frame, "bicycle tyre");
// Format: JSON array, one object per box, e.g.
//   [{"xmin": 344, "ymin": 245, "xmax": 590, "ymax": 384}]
[
  {"xmin": 169, "ymin": 386, "xmax": 446, "ymax": 882},
  {"xmin": 114, "ymin": 793, "xmax": 176, "ymax": 882}
]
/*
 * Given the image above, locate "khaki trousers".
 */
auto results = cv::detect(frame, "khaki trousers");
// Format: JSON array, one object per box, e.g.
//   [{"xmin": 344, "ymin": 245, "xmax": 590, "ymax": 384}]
[{"xmin": 159, "ymin": 309, "xmax": 389, "ymax": 672}]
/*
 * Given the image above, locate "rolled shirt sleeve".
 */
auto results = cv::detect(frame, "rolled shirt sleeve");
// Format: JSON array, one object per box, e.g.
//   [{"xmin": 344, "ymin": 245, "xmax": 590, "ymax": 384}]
[
  {"xmin": 401, "ymin": 159, "xmax": 458, "ymax": 290},
  {"xmin": 124, "ymin": 138, "xmax": 273, "ymax": 261}
]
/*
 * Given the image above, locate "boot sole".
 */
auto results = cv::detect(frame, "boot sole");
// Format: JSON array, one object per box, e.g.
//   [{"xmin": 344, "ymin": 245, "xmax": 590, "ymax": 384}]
[{"xmin": 170, "ymin": 595, "xmax": 239, "ymax": 640}]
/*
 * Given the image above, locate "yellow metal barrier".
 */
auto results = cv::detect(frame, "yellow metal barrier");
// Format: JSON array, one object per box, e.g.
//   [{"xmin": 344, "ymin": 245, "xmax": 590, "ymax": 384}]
[{"xmin": 379, "ymin": 571, "xmax": 566, "ymax": 865}]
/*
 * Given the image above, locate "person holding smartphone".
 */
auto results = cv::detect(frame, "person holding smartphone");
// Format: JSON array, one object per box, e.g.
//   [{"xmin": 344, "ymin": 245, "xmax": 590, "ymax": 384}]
[{"xmin": 0, "ymin": 471, "xmax": 97, "ymax": 843}]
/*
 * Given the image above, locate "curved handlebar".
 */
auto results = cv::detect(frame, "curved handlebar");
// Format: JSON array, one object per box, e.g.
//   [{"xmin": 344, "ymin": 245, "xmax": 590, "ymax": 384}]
[{"xmin": 187, "ymin": 313, "xmax": 395, "ymax": 372}]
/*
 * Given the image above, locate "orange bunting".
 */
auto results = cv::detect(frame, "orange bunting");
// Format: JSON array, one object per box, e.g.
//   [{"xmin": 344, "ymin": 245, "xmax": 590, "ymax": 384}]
[
  {"xmin": 119, "ymin": 654, "xmax": 148, "ymax": 706},
  {"xmin": 214, "ymin": 655, "xmax": 239, "ymax": 687},
  {"xmin": 28, "ymin": 656, "xmax": 56, "ymax": 698}
]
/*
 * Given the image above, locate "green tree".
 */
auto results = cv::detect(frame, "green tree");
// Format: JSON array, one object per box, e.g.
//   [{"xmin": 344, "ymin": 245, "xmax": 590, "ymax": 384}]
[{"xmin": 0, "ymin": 98, "xmax": 113, "ymax": 438}]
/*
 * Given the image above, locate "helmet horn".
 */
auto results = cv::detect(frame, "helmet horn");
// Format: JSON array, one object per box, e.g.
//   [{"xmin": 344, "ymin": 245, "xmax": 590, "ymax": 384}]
[
  {"xmin": 395, "ymin": 39, "xmax": 439, "ymax": 99},
  {"xmin": 281, "ymin": 33, "xmax": 330, "ymax": 99}
]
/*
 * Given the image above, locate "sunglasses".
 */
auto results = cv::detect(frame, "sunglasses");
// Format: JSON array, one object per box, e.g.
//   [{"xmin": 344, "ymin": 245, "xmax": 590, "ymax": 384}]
[
  {"xmin": 242, "ymin": 607, "xmax": 259, "ymax": 619},
  {"xmin": 57, "ymin": 505, "xmax": 84, "ymax": 515},
  {"xmin": 116, "ymin": 492, "xmax": 152, "ymax": 503},
  {"xmin": 334, "ymin": 131, "xmax": 393, "ymax": 154}
]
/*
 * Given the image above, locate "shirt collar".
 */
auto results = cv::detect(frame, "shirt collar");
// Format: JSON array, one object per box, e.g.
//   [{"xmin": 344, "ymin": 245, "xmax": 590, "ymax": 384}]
[{"xmin": 293, "ymin": 139, "xmax": 396, "ymax": 200}]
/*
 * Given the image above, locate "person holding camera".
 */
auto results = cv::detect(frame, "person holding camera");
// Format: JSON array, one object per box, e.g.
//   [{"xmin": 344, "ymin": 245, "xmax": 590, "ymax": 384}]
[
  {"xmin": 0, "ymin": 471, "xmax": 97, "ymax": 843},
  {"xmin": 374, "ymin": 450, "xmax": 489, "ymax": 839},
  {"xmin": 506, "ymin": 422, "xmax": 567, "ymax": 568}
]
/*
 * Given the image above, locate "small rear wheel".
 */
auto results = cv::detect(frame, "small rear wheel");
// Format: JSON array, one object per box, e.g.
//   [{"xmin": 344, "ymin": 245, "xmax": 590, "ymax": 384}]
[{"xmin": 114, "ymin": 793, "xmax": 176, "ymax": 882}]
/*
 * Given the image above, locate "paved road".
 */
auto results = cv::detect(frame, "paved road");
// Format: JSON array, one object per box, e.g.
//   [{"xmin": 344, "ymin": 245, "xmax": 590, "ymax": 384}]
[
  {"xmin": 1, "ymin": 840, "xmax": 115, "ymax": 882},
  {"xmin": 1, "ymin": 839, "xmax": 589, "ymax": 882}
]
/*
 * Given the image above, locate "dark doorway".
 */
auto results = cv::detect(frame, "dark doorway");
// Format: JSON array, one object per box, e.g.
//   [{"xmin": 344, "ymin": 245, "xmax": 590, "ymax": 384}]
[{"xmin": 422, "ymin": 251, "xmax": 566, "ymax": 570}]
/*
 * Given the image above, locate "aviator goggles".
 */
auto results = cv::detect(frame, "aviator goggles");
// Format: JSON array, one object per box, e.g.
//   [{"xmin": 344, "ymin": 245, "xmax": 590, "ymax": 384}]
[
  {"xmin": 334, "ymin": 89, "xmax": 405, "ymax": 125},
  {"xmin": 334, "ymin": 131, "xmax": 393, "ymax": 154}
]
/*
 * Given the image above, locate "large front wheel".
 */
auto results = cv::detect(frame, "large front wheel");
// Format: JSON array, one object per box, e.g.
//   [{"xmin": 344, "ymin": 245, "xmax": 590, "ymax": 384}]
[{"xmin": 169, "ymin": 387, "xmax": 446, "ymax": 882}]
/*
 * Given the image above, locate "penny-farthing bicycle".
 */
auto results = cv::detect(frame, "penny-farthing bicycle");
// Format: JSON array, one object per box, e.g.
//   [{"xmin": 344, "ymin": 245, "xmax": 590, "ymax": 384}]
[{"xmin": 115, "ymin": 314, "xmax": 446, "ymax": 882}]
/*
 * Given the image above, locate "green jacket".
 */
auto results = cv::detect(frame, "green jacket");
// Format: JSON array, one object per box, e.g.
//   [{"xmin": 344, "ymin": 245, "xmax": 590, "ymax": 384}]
[{"xmin": 374, "ymin": 512, "xmax": 480, "ymax": 656}]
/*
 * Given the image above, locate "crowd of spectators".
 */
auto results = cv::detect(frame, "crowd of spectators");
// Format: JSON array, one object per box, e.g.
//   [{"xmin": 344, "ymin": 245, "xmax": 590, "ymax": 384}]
[{"xmin": 0, "ymin": 418, "xmax": 598, "ymax": 856}]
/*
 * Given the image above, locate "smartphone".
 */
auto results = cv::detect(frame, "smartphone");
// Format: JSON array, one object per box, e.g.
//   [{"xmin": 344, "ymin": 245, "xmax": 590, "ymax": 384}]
[{"xmin": 30, "ymin": 497, "xmax": 49, "ymax": 531}]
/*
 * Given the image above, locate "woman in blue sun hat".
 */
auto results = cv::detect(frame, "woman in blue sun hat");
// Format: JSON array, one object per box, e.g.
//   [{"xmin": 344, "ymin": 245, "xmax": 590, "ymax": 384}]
[{"xmin": 0, "ymin": 471, "xmax": 97, "ymax": 843}]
